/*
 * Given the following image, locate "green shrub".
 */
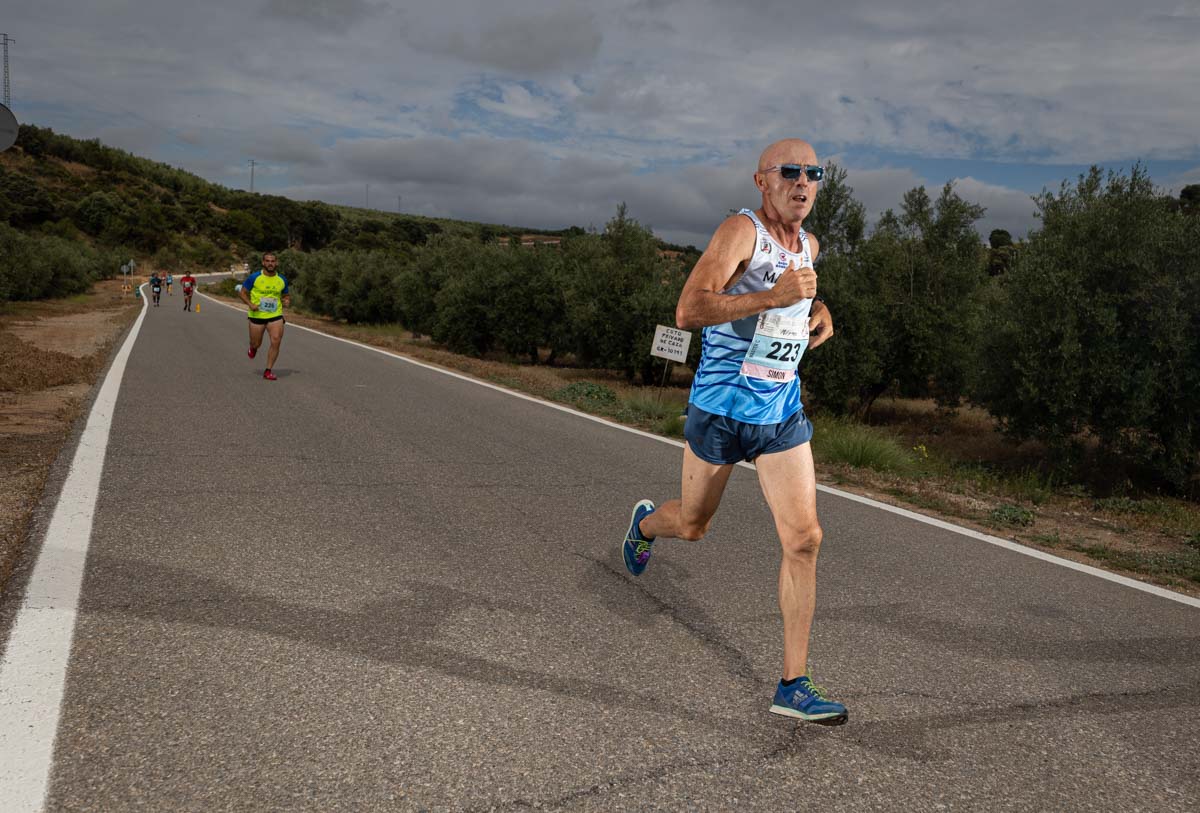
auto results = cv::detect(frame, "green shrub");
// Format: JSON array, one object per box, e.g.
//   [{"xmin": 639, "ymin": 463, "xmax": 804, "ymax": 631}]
[
  {"xmin": 204, "ymin": 277, "xmax": 241, "ymax": 297},
  {"xmin": 492, "ymin": 245, "xmax": 568, "ymax": 364},
  {"xmin": 553, "ymin": 382, "xmax": 618, "ymax": 410},
  {"xmin": 1069, "ymin": 543, "xmax": 1200, "ymax": 584},
  {"xmin": 560, "ymin": 205, "xmax": 684, "ymax": 382},
  {"xmin": 989, "ymin": 503, "xmax": 1036, "ymax": 527},
  {"xmin": 813, "ymin": 416, "xmax": 915, "ymax": 473},
  {"xmin": 804, "ymin": 180, "xmax": 987, "ymax": 416},
  {"xmin": 0, "ymin": 224, "xmax": 110, "ymax": 303},
  {"xmin": 972, "ymin": 166, "xmax": 1200, "ymax": 492},
  {"xmin": 394, "ymin": 236, "xmax": 460, "ymax": 336}
]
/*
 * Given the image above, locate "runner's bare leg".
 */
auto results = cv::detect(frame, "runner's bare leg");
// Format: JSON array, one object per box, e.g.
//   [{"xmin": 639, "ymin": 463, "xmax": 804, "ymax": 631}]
[
  {"xmin": 249, "ymin": 322, "xmax": 267, "ymax": 354},
  {"xmin": 754, "ymin": 442, "xmax": 821, "ymax": 680},
  {"xmin": 265, "ymin": 319, "xmax": 285, "ymax": 369},
  {"xmin": 639, "ymin": 444, "xmax": 735, "ymax": 541}
]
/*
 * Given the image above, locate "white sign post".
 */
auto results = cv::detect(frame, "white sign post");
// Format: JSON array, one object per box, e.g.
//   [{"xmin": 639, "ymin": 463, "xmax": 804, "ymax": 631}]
[
  {"xmin": 651, "ymin": 325, "xmax": 691, "ymax": 364},
  {"xmin": 649, "ymin": 324, "xmax": 692, "ymax": 399}
]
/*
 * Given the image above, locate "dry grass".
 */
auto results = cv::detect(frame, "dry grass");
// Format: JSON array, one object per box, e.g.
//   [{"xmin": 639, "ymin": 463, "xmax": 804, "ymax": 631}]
[
  {"xmin": 0, "ymin": 331, "xmax": 102, "ymax": 392},
  {"xmin": 0, "ymin": 280, "xmax": 139, "ymax": 596},
  {"xmin": 820, "ymin": 402, "xmax": 1200, "ymax": 595},
  {"xmin": 865, "ymin": 396, "xmax": 1047, "ymax": 469},
  {"xmin": 52, "ymin": 157, "xmax": 97, "ymax": 178}
]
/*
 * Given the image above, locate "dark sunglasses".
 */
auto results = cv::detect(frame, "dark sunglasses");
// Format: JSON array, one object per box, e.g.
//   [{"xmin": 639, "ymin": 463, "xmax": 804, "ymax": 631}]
[{"xmin": 763, "ymin": 164, "xmax": 824, "ymax": 182}]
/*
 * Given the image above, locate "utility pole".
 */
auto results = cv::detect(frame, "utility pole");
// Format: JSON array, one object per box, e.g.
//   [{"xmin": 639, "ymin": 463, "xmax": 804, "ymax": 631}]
[
  {"xmin": 2, "ymin": 34, "xmax": 14, "ymax": 108},
  {"xmin": 248, "ymin": 159, "xmax": 256, "ymax": 193}
]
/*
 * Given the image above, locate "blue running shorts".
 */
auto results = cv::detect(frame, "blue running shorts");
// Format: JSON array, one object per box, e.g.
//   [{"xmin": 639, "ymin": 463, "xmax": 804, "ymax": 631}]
[{"xmin": 684, "ymin": 404, "xmax": 813, "ymax": 465}]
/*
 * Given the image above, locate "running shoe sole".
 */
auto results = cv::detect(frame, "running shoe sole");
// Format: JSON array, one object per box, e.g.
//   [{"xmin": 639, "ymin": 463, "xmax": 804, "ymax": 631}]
[{"xmin": 768, "ymin": 704, "xmax": 848, "ymax": 725}]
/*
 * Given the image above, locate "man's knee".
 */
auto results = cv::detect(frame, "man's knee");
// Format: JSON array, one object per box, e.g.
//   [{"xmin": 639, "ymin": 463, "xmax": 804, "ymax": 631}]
[{"xmin": 780, "ymin": 522, "xmax": 823, "ymax": 559}]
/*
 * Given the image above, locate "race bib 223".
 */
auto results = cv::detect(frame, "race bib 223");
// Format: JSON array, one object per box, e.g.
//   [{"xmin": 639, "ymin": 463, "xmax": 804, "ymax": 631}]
[{"xmin": 739, "ymin": 312, "xmax": 809, "ymax": 382}]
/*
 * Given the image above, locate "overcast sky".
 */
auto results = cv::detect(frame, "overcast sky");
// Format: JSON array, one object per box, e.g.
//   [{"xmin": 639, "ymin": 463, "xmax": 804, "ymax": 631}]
[{"xmin": 6, "ymin": 1, "xmax": 1200, "ymax": 247}]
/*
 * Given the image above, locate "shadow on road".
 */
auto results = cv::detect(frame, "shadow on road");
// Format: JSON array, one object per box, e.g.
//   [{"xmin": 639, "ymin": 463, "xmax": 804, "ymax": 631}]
[{"xmin": 78, "ymin": 552, "xmax": 1200, "ymax": 770}]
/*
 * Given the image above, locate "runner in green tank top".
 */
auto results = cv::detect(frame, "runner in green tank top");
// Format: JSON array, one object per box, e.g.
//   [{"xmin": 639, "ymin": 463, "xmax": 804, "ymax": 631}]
[{"xmin": 239, "ymin": 253, "xmax": 291, "ymax": 381}]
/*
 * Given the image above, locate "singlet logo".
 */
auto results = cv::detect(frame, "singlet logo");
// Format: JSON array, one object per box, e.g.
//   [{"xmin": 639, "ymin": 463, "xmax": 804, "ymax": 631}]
[{"xmin": 760, "ymin": 239, "xmax": 771, "ymax": 253}]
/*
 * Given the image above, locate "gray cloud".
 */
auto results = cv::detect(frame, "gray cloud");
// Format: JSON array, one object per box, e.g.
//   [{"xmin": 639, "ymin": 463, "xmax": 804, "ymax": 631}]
[
  {"xmin": 834, "ymin": 166, "xmax": 924, "ymax": 222},
  {"xmin": 93, "ymin": 126, "xmax": 170, "ymax": 158},
  {"xmin": 260, "ymin": 0, "xmax": 379, "ymax": 31},
  {"xmin": 276, "ymin": 134, "xmax": 745, "ymax": 246},
  {"xmin": 407, "ymin": 6, "xmax": 603, "ymax": 74},
  {"xmin": 249, "ymin": 127, "xmax": 327, "ymax": 167},
  {"xmin": 1166, "ymin": 166, "xmax": 1200, "ymax": 195},
  {"xmin": 828, "ymin": 168, "xmax": 1041, "ymax": 240},
  {"xmin": 950, "ymin": 177, "xmax": 1040, "ymax": 239},
  {"xmin": 8, "ymin": 0, "xmax": 1196, "ymax": 248},
  {"xmin": 275, "ymin": 136, "xmax": 1042, "ymax": 249}
]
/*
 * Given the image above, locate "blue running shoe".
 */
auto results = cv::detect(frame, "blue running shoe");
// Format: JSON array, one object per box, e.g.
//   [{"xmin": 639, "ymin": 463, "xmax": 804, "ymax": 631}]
[
  {"xmin": 621, "ymin": 500, "xmax": 656, "ymax": 576},
  {"xmin": 769, "ymin": 677, "xmax": 848, "ymax": 725}
]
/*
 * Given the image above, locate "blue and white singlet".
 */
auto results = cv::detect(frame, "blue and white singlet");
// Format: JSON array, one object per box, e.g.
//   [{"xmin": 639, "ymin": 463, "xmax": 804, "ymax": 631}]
[{"xmin": 688, "ymin": 209, "xmax": 815, "ymax": 425}]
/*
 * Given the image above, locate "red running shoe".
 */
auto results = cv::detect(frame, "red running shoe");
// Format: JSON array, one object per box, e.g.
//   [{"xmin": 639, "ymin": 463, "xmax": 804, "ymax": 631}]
[
  {"xmin": 263, "ymin": 369, "xmax": 277, "ymax": 381},
  {"xmin": 248, "ymin": 346, "xmax": 257, "ymax": 359}
]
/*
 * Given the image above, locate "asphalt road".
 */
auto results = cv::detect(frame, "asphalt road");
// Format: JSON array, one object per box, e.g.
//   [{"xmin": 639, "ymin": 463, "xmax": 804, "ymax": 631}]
[{"xmin": 2, "ymin": 289, "xmax": 1198, "ymax": 811}]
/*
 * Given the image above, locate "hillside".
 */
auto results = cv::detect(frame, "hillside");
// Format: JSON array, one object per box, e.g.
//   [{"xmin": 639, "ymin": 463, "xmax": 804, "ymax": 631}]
[{"xmin": 0, "ymin": 124, "xmax": 587, "ymax": 289}]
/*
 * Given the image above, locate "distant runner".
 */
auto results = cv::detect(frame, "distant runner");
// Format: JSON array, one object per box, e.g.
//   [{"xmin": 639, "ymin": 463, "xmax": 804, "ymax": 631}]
[
  {"xmin": 166, "ymin": 273, "xmax": 174, "ymax": 296},
  {"xmin": 149, "ymin": 272, "xmax": 162, "ymax": 307},
  {"xmin": 180, "ymin": 273, "xmax": 197, "ymax": 311},
  {"xmin": 239, "ymin": 253, "xmax": 290, "ymax": 381},
  {"xmin": 620, "ymin": 138, "xmax": 845, "ymax": 725}
]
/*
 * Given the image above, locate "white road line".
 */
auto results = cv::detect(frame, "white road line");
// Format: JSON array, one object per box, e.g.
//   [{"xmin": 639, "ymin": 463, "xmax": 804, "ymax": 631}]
[
  {"xmin": 202, "ymin": 291, "xmax": 1200, "ymax": 610},
  {"xmin": 821, "ymin": 487, "xmax": 1200, "ymax": 608},
  {"xmin": 0, "ymin": 286, "xmax": 149, "ymax": 812}
]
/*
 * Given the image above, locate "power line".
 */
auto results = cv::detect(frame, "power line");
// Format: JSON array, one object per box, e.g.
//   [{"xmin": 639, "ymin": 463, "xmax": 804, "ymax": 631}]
[{"xmin": 1, "ymin": 34, "xmax": 14, "ymax": 108}]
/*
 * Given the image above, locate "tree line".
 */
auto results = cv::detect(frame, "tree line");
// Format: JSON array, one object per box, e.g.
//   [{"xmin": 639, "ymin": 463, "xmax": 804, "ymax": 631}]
[
  {"xmin": 272, "ymin": 204, "xmax": 693, "ymax": 384},
  {"xmin": 803, "ymin": 165, "xmax": 1200, "ymax": 494},
  {"xmin": 3, "ymin": 123, "xmax": 1198, "ymax": 492},
  {"xmin": 268, "ymin": 167, "xmax": 1199, "ymax": 494},
  {"xmin": 0, "ymin": 124, "xmax": 560, "ymax": 303}
]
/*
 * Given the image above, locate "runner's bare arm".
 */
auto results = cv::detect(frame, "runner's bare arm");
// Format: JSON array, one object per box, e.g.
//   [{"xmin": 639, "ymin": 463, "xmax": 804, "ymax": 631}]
[
  {"xmin": 803, "ymin": 235, "xmax": 835, "ymax": 350},
  {"xmin": 676, "ymin": 217, "xmax": 817, "ymax": 330},
  {"xmin": 808, "ymin": 300, "xmax": 834, "ymax": 349}
]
